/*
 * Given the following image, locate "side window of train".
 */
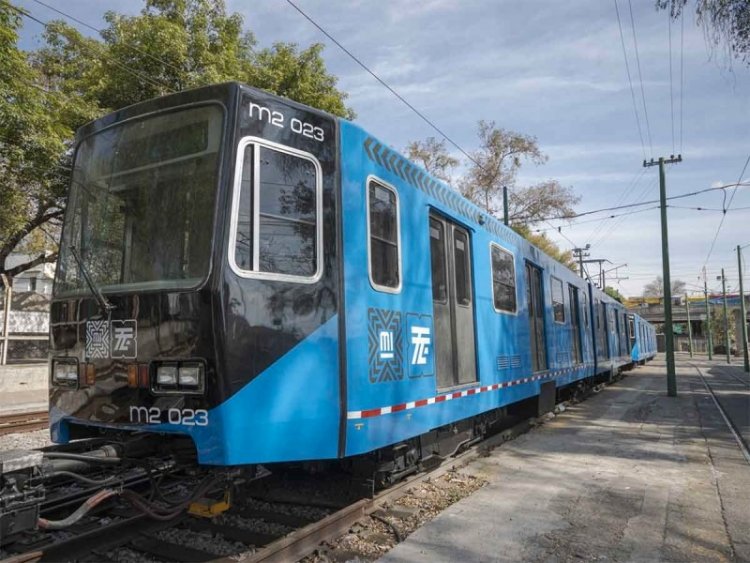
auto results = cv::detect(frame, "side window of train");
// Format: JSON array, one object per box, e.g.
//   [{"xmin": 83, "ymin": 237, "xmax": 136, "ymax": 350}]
[
  {"xmin": 551, "ymin": 276, "xmax": 565, "ymax": 323},
  {"xmin": 367, "ymin": 178, "xmax": 401, "ymax": 292},
  {"xmin": 582, "ymin": 291, "xmax": 589, "ymax": 327},
  {"xmin": 453, "ymin": 228, "xmax": 471, "ymax": 306},
  {"xmin": 230, "ymin": 138, "xmax": 322, "ymax": 282},
  {"xmin": 490, "ymin": 243, "xmax": 516, "ymax": 313}
]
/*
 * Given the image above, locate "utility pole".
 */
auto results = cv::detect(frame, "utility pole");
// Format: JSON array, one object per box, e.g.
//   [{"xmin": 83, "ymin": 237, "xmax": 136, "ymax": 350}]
[
  {"xmin": 502, "ymin": 186, "xmax": 509, "ymax": 226},
  {"xmin": 685, "ymin": 293, "xmax": 693, "ymax": 358},
  {"xmin": 704, "ymin": 273, "xmax": 714, "ymax": 361},
  {"xmin": 738, "ymin": 245, "xmax": 749, "ymax": 372},
  {"xmin": 644, "ymin": 154, "xmax": 681, "ymax": 397},
  {"xmin": 573, "ymin": 245, "xmax": 591, "ymax": 279},
  {"xmin": 719, "ymin": 269, "xmax": 730, "ymax": 364}
]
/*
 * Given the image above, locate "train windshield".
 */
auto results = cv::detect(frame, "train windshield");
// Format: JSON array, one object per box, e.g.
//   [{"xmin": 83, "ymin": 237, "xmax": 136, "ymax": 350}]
[{"xmin": 54, "ymin": 105, "xmax": 223, "ymax": 296}]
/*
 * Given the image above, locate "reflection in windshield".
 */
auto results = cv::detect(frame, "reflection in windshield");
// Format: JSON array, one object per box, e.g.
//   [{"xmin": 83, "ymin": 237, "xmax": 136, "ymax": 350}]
[{"xmin": 55, "ymin": 105, "xmax": 223, "ymax": 295}]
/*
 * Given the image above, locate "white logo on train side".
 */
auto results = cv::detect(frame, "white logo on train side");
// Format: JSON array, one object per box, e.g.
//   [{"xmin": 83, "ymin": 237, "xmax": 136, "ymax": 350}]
[
  {"xmin": 379, "ymin": 330, "xmax": 395, "ymax": 360},
  {"xmin": 410, "ymin": 326, "xmax": 431, "ymax": 365}
]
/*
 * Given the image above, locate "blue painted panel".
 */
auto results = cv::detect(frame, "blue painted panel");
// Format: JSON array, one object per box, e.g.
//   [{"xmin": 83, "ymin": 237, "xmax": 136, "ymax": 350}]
[{"xmin": 53, "ymin": 316, "xmax": 341, "ymax": 465}]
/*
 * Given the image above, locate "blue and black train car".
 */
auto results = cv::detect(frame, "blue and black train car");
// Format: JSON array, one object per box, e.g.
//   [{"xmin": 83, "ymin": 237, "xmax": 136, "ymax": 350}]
[{"xmin": 48, "ymin": 82, "xmax": 654, "ymax": 479}]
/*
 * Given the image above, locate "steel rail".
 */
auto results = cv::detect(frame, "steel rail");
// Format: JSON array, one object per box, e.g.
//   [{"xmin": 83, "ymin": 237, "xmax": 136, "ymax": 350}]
[
  {"xmin": 0, "ymin": 411, "xmax": 49, "ymax": 436},
  {"xmin": 691, "ymin": 362, "xmax": 750, "ymax": 466}
]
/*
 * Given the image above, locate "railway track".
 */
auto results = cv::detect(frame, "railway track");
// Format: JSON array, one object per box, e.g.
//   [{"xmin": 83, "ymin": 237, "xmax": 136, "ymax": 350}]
[
  {"xmin": 0, "ymin": 374, "xmax": 624, "ymax": 563},
  {"xmin": 0, "ymin": 411, "xmax": 49, "ymax": 437},
  {"xmin": 691, "ymin": 362, "xmax": 750, "ymax": 466}
]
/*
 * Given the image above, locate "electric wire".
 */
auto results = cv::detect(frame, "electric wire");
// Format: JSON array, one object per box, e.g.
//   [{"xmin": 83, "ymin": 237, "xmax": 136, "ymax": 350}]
[
  {"xmin": 536, "ymin": 180, "xmax": 749, "ymax": 226},
  {"xmin": 679, "ymin": 8, "xmax": 685, "ymax": 153},
  {"xmin": 1, "ymin": 1, "xmax": 172, "ymax": 93},
  {"xmin": 284, "ymin": 0, "xmax": 487, "ymax": 177},
  {"xmin": 627, "ymin": 0, "xmax": 654, "ymax": 156},
  {"xmin": 668, "ymin": 13, "xmax": 675, "ymax": 155},
  {"xmin": 702, "ymin": 154, "xmax": 750, "ymax": 271},
  {"xmin": 614, "ymin": 0, "xmax": 647, "ymax": 159},
  {"xmin": 534, "ymin": 204, "xmax": 661, "ymax": 232},
  {"xmin": 585, "ymin": 167, "xmax": 647, "ymax": 243},
  {"xmin": 29, "ymin": 0, "xmax": 185, "ymax": 78}
]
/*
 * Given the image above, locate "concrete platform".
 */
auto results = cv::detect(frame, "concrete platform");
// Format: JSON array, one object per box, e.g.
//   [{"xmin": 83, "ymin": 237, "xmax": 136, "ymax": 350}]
[
  {"xmin": 0, "ymin": 364, "xmax": 48, "ymax": 414},
  {"xmin": 381, "ymin": 357, "xmax": 750, "ymax": 563}
]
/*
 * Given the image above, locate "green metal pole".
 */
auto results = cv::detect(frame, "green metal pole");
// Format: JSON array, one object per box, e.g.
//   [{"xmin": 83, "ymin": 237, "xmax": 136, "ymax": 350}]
[
  {"xmin": 657, "ymin": 158, "xmax": 677, "ymax": 396},
  {"xmin": 503, "ymin": 186, "xmax": 509, "ymax": 226},
  {"xmin": 704, "ymin": 279, "xmax": 713, "ymax": 360},
  {"xmin": 685, "ymin": 293, "xmax": 693, "ymax": 358},
  {"xmin": 738, "ymin": 245, "xmax": 749, "ymax": 372},
  {"xmin": 722, "ymin": 268, "xmax": 730, "ymax": 364}
]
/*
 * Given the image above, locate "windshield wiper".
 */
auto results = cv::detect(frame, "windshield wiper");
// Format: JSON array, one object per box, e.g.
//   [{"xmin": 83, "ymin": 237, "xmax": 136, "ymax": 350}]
[{"xmin": 69, "ymin": 246, "xmax": 116, "ymax": 314}]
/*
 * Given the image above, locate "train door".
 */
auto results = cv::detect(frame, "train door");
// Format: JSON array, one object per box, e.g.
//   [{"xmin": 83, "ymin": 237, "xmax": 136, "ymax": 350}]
[
  {"xmin": 628, "ymin": 314, "xmax": 636, "ymax": 352},
  {"xmin": 614, "ymin": 311, "xmax": 622, "ymax": 356},
  {"xmin": 525, "ymin": 262, "xmax": 547, "ymax": 372},
  {"xmin": 568, "ymin": 284, "xmax": 582, "ymax": 364},
  {"xmin": 429, "ymin": 214, "xmax": 477, "ymax": 388}
]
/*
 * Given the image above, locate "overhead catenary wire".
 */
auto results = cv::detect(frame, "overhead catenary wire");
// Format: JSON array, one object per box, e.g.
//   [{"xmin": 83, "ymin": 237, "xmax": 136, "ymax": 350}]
[
  {"xmin": 284, "ymin": 0, "xmax": 489, "ymax": 179},
  {"xmin": 627, "ymin": 0, "xmax": 653, "ymax": 156},
  {"xmin": 679, "ymin": 7, "xmax": 685, "ymax": 154},
  {"xmin": 668, "ymin": 13, "xmax": 675, "ymax": 155},
  {"xmin": 614, "ymin": 0, "xmax": 647, "ymax": 160},
  {"xmin": 701, "ymin": 154, "xmax": 750, "ymax": 271},
  {"xmin": 535, "ymin": 181, "xmax": 750, "ymax": 225}
]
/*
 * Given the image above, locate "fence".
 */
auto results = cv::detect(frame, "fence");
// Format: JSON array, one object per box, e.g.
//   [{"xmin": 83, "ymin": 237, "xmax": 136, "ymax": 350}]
[{"xmin": 0, "ymin": 275, "xmax": 49, "ymax": 365}]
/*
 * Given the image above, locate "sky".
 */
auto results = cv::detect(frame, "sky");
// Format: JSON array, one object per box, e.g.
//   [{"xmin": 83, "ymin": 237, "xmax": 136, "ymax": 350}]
[{"xmin": 15, "ymin": 0, "xmax": 750, "ymax": 298}]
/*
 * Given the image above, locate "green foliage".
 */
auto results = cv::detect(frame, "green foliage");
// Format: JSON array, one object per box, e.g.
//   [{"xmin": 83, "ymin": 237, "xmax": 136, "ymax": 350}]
[
  {"xmin": 657, "ymin": 0, "xmax": 750, "ymax": 66},
  {"xmin": 512, "ymin": 225, "xmax": 577, "ymax": 270},
  {"xmin": 708, "ymin": 308, "xmax": 736, "ymax": 349},
  {"xmin": 604, "ymin": 286, "xmax": 625, "ymax": 303},
  {"xmin": 2, "ymin": 0, "xmax": 353, "ymax": 279},
  {"xmin": 0, "ymin": 5, "xmax": 74, "ymax": 275}
]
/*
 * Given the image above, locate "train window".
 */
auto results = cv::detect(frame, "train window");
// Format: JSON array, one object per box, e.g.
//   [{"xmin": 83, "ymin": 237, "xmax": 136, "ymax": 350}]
[
  {"xmin": 430, "ymin": 220, "xmax": 447, "ymax": 302},
  {"xmin": 582, "ymin": 290, "xmax": 589, "ymax": 327},
  {"xmin": 367, "ymin": 179, "xmax": 401, "ymax": 291},
  {"xmin": 230, "ymin": 138, "xmax": 322, "ymax": 282},
  {"xmin": 490, "ymin": 243, "xmax": 516, "ymax": 313},
  {"xmin": 453, "ymin": 229, "xmax": 471, "ymax": 306},
  {"xmin": 551, "ymin": 277, "xmax": 565, "ymax": 323}
]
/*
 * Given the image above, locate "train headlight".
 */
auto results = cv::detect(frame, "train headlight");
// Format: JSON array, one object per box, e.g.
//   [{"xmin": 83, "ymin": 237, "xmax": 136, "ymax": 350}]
[
  {"xmin": 155, "ymin": 365, "xmax": 178, "ymax": 387},
  {"xmin": 52, "ymin": 359, "xmax": 79, "ymax": 387},
  {"xmin": 152, "ymin": 361, "xmax": 205, "ymax": 394},
  {"xmin": 178, "ymin": 364, "xmax": 203, "ymax": 389}
]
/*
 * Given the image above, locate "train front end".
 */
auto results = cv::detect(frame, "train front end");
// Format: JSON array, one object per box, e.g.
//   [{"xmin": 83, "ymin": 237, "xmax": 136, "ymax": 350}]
[
  {"xmin": 49, "ymin": 83, "xmax": 343, "ymax": 466},
  {"xmin": 48, "ymin": 86, "xmax": 231, "ymax": 463}
]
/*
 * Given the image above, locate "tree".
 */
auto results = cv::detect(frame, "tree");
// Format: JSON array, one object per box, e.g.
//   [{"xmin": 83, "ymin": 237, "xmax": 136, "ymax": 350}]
[
  {"xmin": 657, "ymin": 0, "xmax": 750, "ymax": 66},
  {"xmin": 513, "ymin": 226, "xmax": 577, "ymax": 270},
  {"xmin": 708, "ymin": 308, "xmax": 736, "ymax": 351},
  {"xmin": 605, "ymin": 286, "xmax": 625, "ymax": 303},
  {"xmin": 0, "ymin": 5, "xmax": 78, "ymax": 283},
  {"xmin": 1, "ymin": 0, "xmax": 354, "ymax": 282},
  {"xmin": 643, "ymin": 276, "xmax": 686, "ymax": 297},
  {"xmin": 405, "ymin": 137, "xmax": 459, "ymax": 184},
  {"xmin": 407, "ymin": 121, "xmax": 580, "ymax": 271},
  {"xmin": 458, "ymin": 121, "xmax": 579, "ymax": 222},
  {"xmin": 459, "ymin": 120, "xmax": 546, "ymax": 215}
]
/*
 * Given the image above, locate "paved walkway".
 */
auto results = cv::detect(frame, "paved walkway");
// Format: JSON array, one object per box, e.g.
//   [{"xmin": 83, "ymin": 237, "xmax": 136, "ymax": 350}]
[{"xmin": 381, "ymin": 357, "xmax": 750, "ymax": 563}]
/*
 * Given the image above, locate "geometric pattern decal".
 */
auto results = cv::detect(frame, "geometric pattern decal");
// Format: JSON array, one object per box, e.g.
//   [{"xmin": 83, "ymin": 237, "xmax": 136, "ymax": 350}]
[
  {"xmin": 367, "ymin": 307, "xmax": 403, "ymax": 383},
  {"xmin": 85, "ymin": 320, "xmax": 110, "ymax": 359},
  {"xmin": 363, "ymin": 136, "xmax": 521, "ymax": 247}
]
